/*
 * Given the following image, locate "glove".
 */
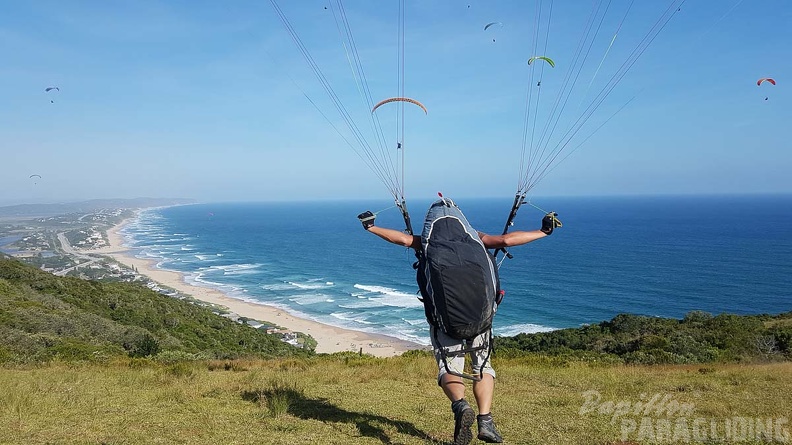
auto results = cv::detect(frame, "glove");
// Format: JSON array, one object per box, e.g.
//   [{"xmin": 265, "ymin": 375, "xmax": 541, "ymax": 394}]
[
  {"xmin": 540, "ymin": 212, "xmax": 561, "ymax": 235},
  {"xmin": 357, "ymin": 211, "xmax": 376, "ymax": 230}
]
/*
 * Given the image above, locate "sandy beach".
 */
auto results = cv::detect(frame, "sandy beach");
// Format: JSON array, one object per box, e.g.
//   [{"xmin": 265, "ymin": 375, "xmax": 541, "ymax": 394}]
[{"xmin": 87, "ymin": 214, "xmax": 422, "ymax": 357}]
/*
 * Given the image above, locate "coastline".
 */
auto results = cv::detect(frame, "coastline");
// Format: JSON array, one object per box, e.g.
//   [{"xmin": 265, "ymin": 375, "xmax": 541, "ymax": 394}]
[{"xmin": 88, "ymin": 212, "xmax": 422, "ymax": 357}]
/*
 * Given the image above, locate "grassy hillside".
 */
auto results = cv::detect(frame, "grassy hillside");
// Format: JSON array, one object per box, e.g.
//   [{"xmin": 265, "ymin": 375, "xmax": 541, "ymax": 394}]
[
  {"xmin": 2, "ymin": 258, "xmax": 791, "ymax": 443},
  {"xmin": 0, "ymin": 259, "xmax": 310, "ymax": 363},
  {"xmin": 0, "ymin": 356, "xmax": 789, "ymax": 444}
]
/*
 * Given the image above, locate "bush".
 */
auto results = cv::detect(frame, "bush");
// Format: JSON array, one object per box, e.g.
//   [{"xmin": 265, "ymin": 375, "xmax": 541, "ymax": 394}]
[
  {"xmin": 50, "ymin": 339, "xmax": 103, "ymax": 361},
  {"xmin": 165, "ymin": 362, "xmax": 194, "ymax": 378},
  {"xmin": 154, "ymin": 350, "xmax": 210, "ymax": 364},
  {"xmin": 295, "ymin": 332, "xmax": 317, "ymax": 352},
  {"xmin": 263, "ymin": 377, "xmax": 303, "ymax": 418},
  {"xmin": 129, "ymin": 333, "xmax": 160, "ymax": 358},
  {"xmin": 401, "ymin": 349, "xmax": 433, "ymax": 359},
  {"xmin": 128, "ymin": 357, "xmax": 153, "ymax": 369},
  {"xmin": 667, "ymin": 333, "xmax": 719, "ymax": 362},
  {"xmin": 683, "ymin": 310, "xmax": 713, "ymax": 325},
  {"xmin": 768, "ymin": 325, "xmax": 792, "ymax": 357}
]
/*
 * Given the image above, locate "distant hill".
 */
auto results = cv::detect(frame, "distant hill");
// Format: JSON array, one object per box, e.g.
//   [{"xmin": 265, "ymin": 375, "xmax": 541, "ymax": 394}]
[
  {"xmin": 0, "ymin": 258, "xmax": 309, "ymax": 364},
  {"xmin": 0, "ymin": 198, "xmax": 197, "ymax": 219}
]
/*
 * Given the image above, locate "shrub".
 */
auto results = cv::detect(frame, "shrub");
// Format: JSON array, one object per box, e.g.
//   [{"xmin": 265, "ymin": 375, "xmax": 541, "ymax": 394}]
[
  {"xmin": 154, "ymin": 350, "xmax": 210, "ymax": 364},
  {"xmin": 768, "ymin": 325, "xmax": 792, "ymax": 357},
  {"xmin": 263, "ymin": 377, "xmax": 303, "ymax": 418},
  {"xmin": 401, "ymin": 349, "xmax": 433, "ymax": 359},
  {"xmin": 129, "ymin": 334, "xmax": 160, "ymax": 358},
  {"xmin": 50, "ymin": 339, "xmax": 102, "ymax": 361},
  {"xmin": 165, "ymin": 362, "xmax": 194, "ymax": 378}
]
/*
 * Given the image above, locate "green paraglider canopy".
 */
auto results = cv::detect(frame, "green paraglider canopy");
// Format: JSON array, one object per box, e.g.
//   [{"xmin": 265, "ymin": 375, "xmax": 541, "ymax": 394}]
[{"xmin": 528, "ymin": 56, "xmax": 555, "ymax": 68}]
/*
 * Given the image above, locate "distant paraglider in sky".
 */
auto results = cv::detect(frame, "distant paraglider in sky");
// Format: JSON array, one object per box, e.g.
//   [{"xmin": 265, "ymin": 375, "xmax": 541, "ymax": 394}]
[
  {"xmin": 528, "ymin": 56, "xmax": 556, "ymax": 68},
  {"xmin": 757, "ymin": 77, "xmax": 776, "ymax": 100},
  {"xmin": 483, "ymin": 22, "xmax": 502, "ymax": 31},
  {"xmin": 757, "ymin": 78, "xmax": 776, "ymax": 86},
  {"xmin": 484, "ymin": 21, "xmax": 502, "ymax": 42},
  {"xmin": 371, "ymin": 97, "xmax": 427, "ymax": 115},
  {"xmin": 371, "ymin": 97, "xmax": 427, "ymax": 151},
  {"xmin": 29, "ymin": 174, "xmax": 42, "ymax": 184},
  {"xmin": 45, "ymin": 86, "xmax": 59, "ymax": 103}
]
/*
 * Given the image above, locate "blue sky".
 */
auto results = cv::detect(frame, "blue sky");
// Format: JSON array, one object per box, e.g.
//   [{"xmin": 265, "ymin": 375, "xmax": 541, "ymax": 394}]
[{"xmin": 1, "ymin": 0, "xmax": 789, "ymax": 205}]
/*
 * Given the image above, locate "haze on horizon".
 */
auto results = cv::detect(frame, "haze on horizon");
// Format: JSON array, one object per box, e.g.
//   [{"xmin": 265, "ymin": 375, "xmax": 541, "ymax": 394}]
[{"xmin": 1, "ymin": 1, "xmax": 789, "ymax": 207}]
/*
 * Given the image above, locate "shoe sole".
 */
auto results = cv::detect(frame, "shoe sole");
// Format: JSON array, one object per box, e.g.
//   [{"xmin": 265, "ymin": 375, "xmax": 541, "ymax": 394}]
[
  {"xmin": 454, "ymin": 408, "xmax": 475, "ymax": 445},
  {"xmin": 478, "ymin": 433, "xmax": 503, "ymax": 443}
]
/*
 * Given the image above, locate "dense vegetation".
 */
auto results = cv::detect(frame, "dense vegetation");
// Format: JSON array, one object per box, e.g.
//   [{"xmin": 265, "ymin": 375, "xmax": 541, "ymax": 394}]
[
  {"xmin": 2, "ymin": 256, "xmax": 790, "ymax": 367},
  {"xmin": 496, "ymin": 310, "xmax": 792, "ymax": 364},
  {"xmin": 0, "ymin": 259, "xmax": 310, "ymax": 364}
]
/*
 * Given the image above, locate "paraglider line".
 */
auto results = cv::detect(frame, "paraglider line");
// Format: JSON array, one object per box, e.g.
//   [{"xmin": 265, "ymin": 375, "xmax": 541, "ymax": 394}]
[
  {"xmin": 520, "ymin": 0, "xmax": 685, "ymax": 195},
  {"xmin": 526, "ymin": 200, "xmax": 549, "ymax": 214},
  {"xmin": 330, "ymin": 0, "xmax": 399, "ymax": 190},
  {"xmin": 270, "ymin": 0, "xmax": 404, "ymax": 200}
]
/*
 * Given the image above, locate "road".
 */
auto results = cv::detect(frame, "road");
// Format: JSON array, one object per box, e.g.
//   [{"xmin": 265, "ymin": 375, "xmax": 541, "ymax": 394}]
[{"xmin": 54, "ymin": 232, "xmax": 102, "ymax": 276}]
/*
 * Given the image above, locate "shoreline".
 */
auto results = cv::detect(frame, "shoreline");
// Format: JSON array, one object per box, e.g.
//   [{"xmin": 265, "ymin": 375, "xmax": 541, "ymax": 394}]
[{"xmin": 87, "ymin": 212, "xmax": 423, "ymax": 357}]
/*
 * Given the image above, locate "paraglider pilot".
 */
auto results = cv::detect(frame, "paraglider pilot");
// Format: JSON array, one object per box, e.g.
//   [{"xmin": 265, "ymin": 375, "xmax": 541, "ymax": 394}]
[{"xmin": 357, "ymin": 203, "xmax": 561, "ymax": 444}]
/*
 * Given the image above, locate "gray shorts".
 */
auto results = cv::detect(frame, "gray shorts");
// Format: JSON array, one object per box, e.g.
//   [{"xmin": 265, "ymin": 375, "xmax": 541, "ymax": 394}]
[{"xmin": 430, "ymin": 326, "xmax": 495, "ymax": 384}]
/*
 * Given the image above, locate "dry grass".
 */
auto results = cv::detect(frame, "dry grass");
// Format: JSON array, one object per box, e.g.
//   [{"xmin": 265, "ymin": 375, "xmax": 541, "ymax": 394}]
[{"xmin": 0, "ymin": 355, "xmax": 789, "ymax": 444}]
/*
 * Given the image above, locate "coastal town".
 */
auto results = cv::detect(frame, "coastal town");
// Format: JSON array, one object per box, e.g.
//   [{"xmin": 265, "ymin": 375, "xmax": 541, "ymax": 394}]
[{"xmin": 0, "ymin": 205, "xmax": 305, "ymax": 349}]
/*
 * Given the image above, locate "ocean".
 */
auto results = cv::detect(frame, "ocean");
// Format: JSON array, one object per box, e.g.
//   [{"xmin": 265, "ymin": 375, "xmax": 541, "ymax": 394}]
[{"xmin": 119, "ymin": 195, "xmax": 792, "ymax": 345}]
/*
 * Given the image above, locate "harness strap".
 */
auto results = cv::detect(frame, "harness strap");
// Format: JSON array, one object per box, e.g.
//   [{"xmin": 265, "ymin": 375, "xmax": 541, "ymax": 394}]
[
  {"xmin": 493, "ymin": 193, "xmax": 526, "ymax": 264},
  {"xmin": 434, "ymin": 327, "xmax": 494, "ymax": 382},
  {"xmin": 441, "ymin": 345, "xmax": 486, "ymax": 358}
]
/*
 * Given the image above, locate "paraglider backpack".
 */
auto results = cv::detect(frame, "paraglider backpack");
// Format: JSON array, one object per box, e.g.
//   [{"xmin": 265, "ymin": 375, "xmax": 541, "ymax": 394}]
[{"xmin": 416, "ymin": 198, "xmax": 501, "ymax": 341}]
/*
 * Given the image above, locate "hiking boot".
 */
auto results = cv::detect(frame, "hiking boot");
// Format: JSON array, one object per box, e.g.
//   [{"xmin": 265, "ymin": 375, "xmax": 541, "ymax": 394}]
[
  {"xmin": 477, "ymin": 414, "xmax": 503, "ymax": 443},
  {"xmin": 451, "ymin": 399, "xmax": 475, "ymax": 445}
]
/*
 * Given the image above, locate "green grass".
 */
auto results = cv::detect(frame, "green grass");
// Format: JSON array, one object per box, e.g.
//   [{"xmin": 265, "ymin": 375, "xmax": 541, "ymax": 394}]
[{"xmin": 1, "ymin": 354, "xmax": 790, "ymax": 444}]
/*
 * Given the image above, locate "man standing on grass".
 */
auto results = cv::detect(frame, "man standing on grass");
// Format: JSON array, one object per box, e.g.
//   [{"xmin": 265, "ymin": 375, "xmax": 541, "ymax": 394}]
[{"xmin": 358, "ymin": 197, "xmax": 560, "ymax": 444}]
